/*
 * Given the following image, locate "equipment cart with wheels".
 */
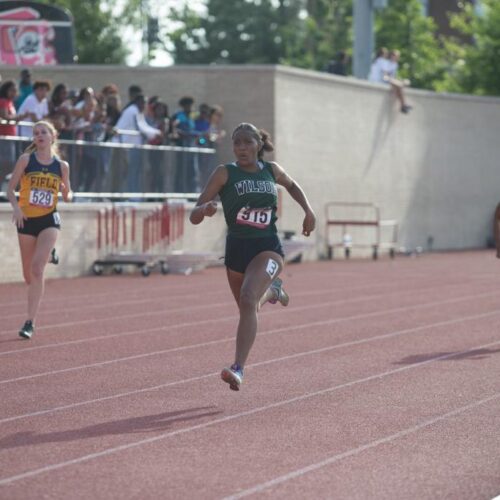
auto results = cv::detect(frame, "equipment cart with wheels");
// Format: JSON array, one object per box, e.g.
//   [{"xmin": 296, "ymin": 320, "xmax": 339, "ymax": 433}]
[{"xmin": 325, "ymin": 202, "xmax": 398, "ymax": 260}]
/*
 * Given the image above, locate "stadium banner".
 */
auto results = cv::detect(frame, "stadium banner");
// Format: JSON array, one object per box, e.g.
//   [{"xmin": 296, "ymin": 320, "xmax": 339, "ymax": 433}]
[{"xmin": 0, "ymin": 1, "xmax": 75, "ymax": 66}]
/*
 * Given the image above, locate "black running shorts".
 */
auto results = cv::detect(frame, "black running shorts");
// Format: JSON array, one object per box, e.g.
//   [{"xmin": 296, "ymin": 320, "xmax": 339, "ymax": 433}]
[
  {"xmin": 17, "ymin": 211, "xmax": 61, "ymax": 237},
  {"xmin": 224, "ymin": 233, "xmax": 284, "ymax": 274}
]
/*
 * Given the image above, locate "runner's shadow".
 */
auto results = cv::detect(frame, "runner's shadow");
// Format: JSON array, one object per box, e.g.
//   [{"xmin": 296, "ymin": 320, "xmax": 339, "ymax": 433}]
[
  {"xmin": 395, "ymin": 348, "xmax": 500, "ymax": 365},
  {"xmin": 0, "ymin": 406, "xmax": 222, "ymax": 449}
]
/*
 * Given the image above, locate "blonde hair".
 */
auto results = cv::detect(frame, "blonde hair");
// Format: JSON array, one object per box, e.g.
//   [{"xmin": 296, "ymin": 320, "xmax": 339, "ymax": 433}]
[{"xmin": 24, "ymin": 120, "xmax": 60, "ymax": 158}]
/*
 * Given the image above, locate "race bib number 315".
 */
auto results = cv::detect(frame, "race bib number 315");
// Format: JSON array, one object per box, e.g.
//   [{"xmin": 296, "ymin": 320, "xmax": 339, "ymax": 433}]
[
  {"xmin": 29, "ymin": 189, "xmax": 54, "ymax": 208},
  {"xmin": 236, "ymin": 207, "xmax": 272, "ymax": 229}
]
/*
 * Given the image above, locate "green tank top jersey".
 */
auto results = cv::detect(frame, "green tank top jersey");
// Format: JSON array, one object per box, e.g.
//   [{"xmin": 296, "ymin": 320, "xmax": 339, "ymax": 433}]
[{"xmin": 219, "ymin": 161, "xmax": 279, "ymax": 238}]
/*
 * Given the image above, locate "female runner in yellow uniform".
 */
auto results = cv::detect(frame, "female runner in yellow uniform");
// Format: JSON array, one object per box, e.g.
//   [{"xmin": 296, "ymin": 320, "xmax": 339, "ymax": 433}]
[{"xmin": 7, "ymin": 120, "xmax": 72, "ymax": 339}]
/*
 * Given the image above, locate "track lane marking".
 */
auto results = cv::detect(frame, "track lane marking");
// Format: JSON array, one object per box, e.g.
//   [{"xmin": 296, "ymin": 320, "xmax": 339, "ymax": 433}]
[
  {"xmin": 223, "ymin": 392, "xmax": 500, "ymax": 499},
  {"xmin": 1, "ymin": 337, "xmax": 500, "ymax": 486},
  {"xmin": 1, "ymin": 290, "xmax": 499, "ymax": 384},
  {"xmin": 2, "ymin": 308, "xmax": 499, "ymax": 423}
]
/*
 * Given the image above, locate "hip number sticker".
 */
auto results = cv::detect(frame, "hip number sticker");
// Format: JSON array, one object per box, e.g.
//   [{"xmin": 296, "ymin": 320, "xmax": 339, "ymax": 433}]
[
  {"xmin": 236, "ymin": 207, "xmax": 272, "ymax": 229},
  {"xmin": 29, "ymin": 189, "xmax": 54, "ymax": 207}
]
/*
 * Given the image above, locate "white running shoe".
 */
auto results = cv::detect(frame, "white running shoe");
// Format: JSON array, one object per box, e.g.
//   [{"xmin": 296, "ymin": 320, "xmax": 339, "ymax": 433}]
[{"xmin": 221, "ymin": 364, "xmax": 243, "ymax": 391}]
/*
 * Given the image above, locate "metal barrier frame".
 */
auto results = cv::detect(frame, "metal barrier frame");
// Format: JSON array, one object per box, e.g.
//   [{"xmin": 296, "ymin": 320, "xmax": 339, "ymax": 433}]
[{"xmin": 325, "ymin": 201, "xmax": 398, "ymax": 260}]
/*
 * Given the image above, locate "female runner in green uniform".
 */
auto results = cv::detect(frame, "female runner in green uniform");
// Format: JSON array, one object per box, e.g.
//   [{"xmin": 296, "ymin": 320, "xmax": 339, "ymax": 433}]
[{"xmin": 190, "ymin": 123, "xmax": 316, "ymax": 390}]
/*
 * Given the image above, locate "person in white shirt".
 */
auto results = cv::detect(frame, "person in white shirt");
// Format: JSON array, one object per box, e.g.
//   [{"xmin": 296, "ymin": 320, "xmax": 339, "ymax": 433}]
[
  {"xmin": 17, "ymin": 81, "xmax": 51, "ymax": 137},
  {"xmin": 113, "ymin": 94, "xmax": 162, "ymax": 192},
  {"xmin": 368, "ymin": 47, "xmax": 388, "ymax": 83},
  {"xmin": 369, "ymin": 49, "xmax": 411, "ymax": 114}
]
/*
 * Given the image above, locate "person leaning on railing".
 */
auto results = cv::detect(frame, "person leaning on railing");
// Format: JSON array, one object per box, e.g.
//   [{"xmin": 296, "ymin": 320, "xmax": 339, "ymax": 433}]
[{"xmin": 0, "ymin": 80, "xmax": 32, "ymax": 166}]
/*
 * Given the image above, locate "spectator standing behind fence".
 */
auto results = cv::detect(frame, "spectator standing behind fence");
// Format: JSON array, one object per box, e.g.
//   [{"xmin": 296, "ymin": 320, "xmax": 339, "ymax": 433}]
[
  {"xmin": 0, "ymin": 81, "xmax": 30, "ymax": 168},
  {"xmin": 147, "ymin": 100, "xmax": 170, "ymax": 192},
  {"xmin": 172, "ymin": 96, "xmax": 196, "ymax": 193},
  {"xmin": 194, "ymin": 103, "xmax": 212, "ymax": 190},
  {"xmin": 113, "ymin": 93, "xmax": 161, "ymax": 193},
  {"xmin": 15, "ymin": 69, "xmax": 33, "ymax": 111},
  {"xmin": 48, "ymin": 83, "xmax": 73, "ymax": 140},
  {"xmin": 73, "ymin": 87, "xmax": 104, "ymax": 192},
  {"xmin": 18, "ymin": 80, "xmax": 51, "ymax": 137}
]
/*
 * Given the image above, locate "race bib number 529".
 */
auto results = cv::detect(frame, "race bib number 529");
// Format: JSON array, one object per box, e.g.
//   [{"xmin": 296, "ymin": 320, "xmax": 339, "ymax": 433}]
[
  {"xmin": 29, "ymin": 189, "xmax": 54, "ymax": 208},
  {"xmin": 236, "ymin": 207, "xmax": 272, "ymax": 229}
]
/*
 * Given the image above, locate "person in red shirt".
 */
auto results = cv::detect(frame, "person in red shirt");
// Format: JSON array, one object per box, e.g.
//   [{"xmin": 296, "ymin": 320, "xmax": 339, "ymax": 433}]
[
  {"xmin": 0, "ymin": 80, "xmax": 29, "ymax": 167},
  {"xmin": 0, "ymin": 80, "xmax": 22, "ymax": 136}
]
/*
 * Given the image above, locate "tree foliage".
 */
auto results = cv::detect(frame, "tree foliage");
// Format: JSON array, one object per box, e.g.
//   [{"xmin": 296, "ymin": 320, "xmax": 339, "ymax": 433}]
[
  {"xmin": 443, "ymin": 0, "xmax": 500, "ymax": 96},
  {"xmin": 375, "ymin": 0, "xmax": 447, "ymax": 90},
  {"xmin": 281, "ymin": 0, "xmax": 352, "ymax": 71},
  {"xmin": 39, "ymin": 0, "xmax": 134, "ymax": 64},
  {"xmin": 168, "ymin": 0, "xmax": 303, "ymax": 64}
]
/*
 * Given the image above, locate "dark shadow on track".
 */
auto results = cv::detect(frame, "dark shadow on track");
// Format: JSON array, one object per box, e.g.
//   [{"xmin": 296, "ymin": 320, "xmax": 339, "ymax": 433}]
[{"xmin": 0, "ymin": 406, "xmax": 222, "ymax": 449}]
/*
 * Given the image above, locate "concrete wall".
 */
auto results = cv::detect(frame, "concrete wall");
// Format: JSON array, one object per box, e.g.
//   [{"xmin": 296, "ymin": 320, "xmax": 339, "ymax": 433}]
[
  {"xmin": 1, "ymin": 63, "xmax": 500, "ymax": 282},
  {"xmin": 273, "ymin": 67, "xmax": 500, "ymax": 252}
]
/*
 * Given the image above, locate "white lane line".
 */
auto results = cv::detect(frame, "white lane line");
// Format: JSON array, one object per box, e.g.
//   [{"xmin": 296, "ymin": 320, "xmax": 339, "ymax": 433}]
[
  {"xmin": 1, "ymin": 274, "xmax": 497, "ymax": 335},
  {"xmin": 0, "ymin": 275, "xmax": 451, "ymax": 334},
  {"xmin": 0, "ymin": 281, "xmax": 397, "ymax": 331},
  {"xmin": 1, "ymin": 338, "xmax": 499, "ymax": 486},
  {"xmin": 223, "ymin": 392, "xmax": 500, "ymax": 499},
  {"xmin": 2, "ymin": 307, "xmax": 499, "ymax": 423},
  {"xmin": 0, "ymin": 280, "xmax": 474, "ymax": 357},
  {"xmin": 0, "ymin": 301, "xmax": 231, "ymax": 337},
  {"xmin": 0, "ymin": 280, "xmax": 221, "ymax": 309},
  {"xmin": 1, "ymin": 276, "xmax": 498, "ymax": 350},
  {"xmin": 1, "ymin": 291, "xmax": 498, "ymax": 384},
  {"xmin": 0, "ymin": 288, "xmax": 231, "ymax": 321}
]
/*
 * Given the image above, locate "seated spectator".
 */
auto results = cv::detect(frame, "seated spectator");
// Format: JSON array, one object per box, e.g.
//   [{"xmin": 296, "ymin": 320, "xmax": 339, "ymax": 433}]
[
  {"xmin": 384, "ymin": 50, "xmax": 412, "ymax": 114},
  {"xmin": 368, "ymin": 47, "xmax": 388, "ymax": 83},
  {"xmin": 369, "ymin": 48, "xmax": 411, "ymax": 114},
  {"xmin": 15, "ymin": 69, "xmax": 33, "ymax": 110},
  {"xmin": 17, "ymin": 80, "xmax": 51, "ymax": 137}
]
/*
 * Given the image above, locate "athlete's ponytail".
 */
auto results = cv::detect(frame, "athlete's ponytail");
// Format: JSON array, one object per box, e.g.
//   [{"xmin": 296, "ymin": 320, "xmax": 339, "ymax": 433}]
[
  {"xmin": 24, "ymin": 120, "xmax": 61, "ymax": 159},
  {"xmin": 257, "ymin": 129, "xmax": 274, "ymax": 160}
]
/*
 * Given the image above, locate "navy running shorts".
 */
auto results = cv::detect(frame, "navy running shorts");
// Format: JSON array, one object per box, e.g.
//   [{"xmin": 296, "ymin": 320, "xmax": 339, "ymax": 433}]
[
  {"xmin": 17, "ymin": 211, "xmax": 61, "ymax": 237},
  {"xmin": 224, "ymin": 233, "xmax": 284, "ymax": 274}
]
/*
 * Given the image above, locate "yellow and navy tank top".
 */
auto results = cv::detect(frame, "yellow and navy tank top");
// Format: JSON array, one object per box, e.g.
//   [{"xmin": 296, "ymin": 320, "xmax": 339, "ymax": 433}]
[
  {"xmin": 18, "ymin": 153, "xmax": 62, "ymax": 218},
  {"xmin": 219, "ymin": 161, "xmax": 278, "ymax": 238}
]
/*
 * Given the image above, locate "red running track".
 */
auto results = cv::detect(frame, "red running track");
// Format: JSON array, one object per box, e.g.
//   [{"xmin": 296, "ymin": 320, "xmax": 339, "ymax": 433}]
[{"xmin": 1, "ymin": 251, "xmax": 500, "ymax": 499}]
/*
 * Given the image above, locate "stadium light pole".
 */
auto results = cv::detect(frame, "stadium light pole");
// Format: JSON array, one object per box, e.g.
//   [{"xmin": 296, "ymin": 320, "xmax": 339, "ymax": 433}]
[{"xmin": 353, "ymin": 0, "xmax": 387, "ymax": 79}]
